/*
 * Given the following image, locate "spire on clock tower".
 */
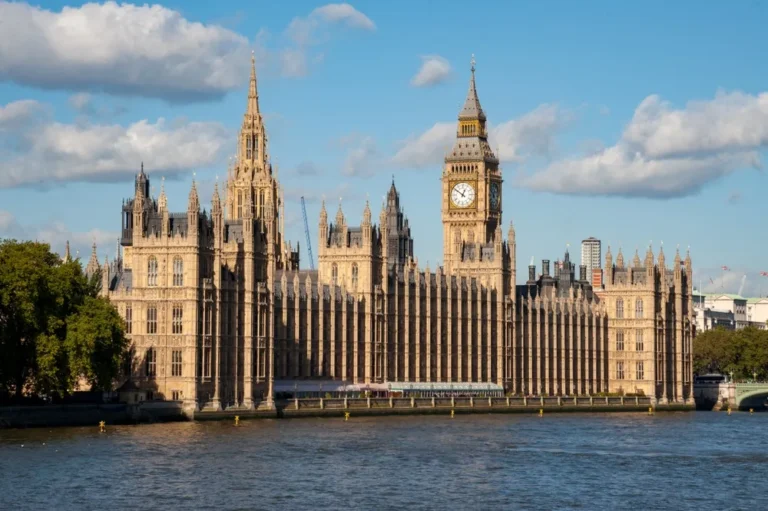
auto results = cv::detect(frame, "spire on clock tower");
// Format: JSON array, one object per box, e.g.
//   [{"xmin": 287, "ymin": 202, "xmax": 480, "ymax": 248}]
[{"xmin": 459, "ymin": 54, "xmax": 486, "ymax": 122}]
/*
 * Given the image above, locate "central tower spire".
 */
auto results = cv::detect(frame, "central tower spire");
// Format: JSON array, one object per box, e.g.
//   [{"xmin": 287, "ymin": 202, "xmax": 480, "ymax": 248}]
[{"xmin": 246, "ymin": 51, "xmax": 259, "ymax": 117}]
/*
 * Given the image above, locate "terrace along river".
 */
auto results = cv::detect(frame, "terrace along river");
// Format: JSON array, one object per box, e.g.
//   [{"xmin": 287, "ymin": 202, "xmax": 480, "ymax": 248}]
[{"xmin": 0, "ymin": 412, "xmax": 765, "ymax": 510}]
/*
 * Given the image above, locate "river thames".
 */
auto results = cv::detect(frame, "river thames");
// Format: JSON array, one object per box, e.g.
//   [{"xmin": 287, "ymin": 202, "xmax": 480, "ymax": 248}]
[{"xmin": 0, "ymin": 412, "xmax": 765, "ymax": 510}]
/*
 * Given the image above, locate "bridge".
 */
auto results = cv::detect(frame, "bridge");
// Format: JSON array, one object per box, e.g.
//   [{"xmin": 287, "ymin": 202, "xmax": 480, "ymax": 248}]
[
  {"xmin": 734, "ymin": 383, "xmax": 768, "ymax": 409},
  {"xmin": 694, "ymin": 381, "xmax": 768, "ymax": 410}
]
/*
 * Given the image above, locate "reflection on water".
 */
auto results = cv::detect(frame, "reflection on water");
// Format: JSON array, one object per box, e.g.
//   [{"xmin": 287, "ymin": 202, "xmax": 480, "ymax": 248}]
[{"xmin": 1, "ymin": 412, "xmax": 766, "ymax": 510}]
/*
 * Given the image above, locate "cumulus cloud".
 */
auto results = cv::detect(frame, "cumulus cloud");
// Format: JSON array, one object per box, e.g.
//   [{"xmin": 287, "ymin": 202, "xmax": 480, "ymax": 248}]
[
  {"xmin": 410, "ymin": 56, "xmax": 451, "ymax": 87},
  {"xmin": 0, "ymin": 99, "xmax": 229, "ymax": 188},
  {"xmin": 0, "ymin": 99, "xmax": 43, "ymax": 130},
  {"xmin": 0, "ymin": 1, "xmax": 251, "ymax": 101},
  {"xmin": 521, "ymin": 146, "xmax": 759, "ymax": 198},
  {"xmin": 392, "ymin": 104, "xmax": 571, "ymax": 169},
  {"xmin": 519, "ymin": 90, "xmax": 768, "ymax": 198},
  {"xmin": 0, "ymin": 209, "xmax": 118, "ymax": 263}
]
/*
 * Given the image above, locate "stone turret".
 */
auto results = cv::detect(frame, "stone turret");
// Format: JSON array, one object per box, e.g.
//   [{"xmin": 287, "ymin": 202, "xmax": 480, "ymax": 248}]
[{"xmin": 616, "ymin": 248, "xmax": 624, "ymax": 269}]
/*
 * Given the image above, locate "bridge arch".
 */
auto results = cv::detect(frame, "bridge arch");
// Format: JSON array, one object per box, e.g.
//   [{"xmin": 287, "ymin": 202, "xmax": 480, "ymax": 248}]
[{"xmin": 735, "ymin": 385, "xmax": 768, "ymax": 410}]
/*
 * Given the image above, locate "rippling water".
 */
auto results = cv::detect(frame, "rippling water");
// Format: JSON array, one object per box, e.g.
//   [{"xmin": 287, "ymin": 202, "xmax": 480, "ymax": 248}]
[{"xmin": 1, "ymin": 412, "xmax": 766, "ymax": 510}]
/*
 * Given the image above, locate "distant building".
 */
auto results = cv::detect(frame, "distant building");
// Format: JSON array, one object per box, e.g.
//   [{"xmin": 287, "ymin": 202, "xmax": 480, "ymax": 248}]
[
  {"xmin": 692, "ymin": 292, "xmax": 766, "ymax": 331},
  {"xmin": 747, "ymin": 298, "xmax": 768, "ymax": 327},
  {"xmin": 581, "ymin": 238, "xmax": 601, "ymax": 285}
]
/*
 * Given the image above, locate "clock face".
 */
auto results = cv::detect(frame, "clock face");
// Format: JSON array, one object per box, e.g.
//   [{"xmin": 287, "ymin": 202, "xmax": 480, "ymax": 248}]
[
  {"xmin": 489, "ymin": 182, "xmax": 500, "ymax": 209},
  {"xmin": 451, "ymin": 182, "xmax": 475, "ymax": 208}
]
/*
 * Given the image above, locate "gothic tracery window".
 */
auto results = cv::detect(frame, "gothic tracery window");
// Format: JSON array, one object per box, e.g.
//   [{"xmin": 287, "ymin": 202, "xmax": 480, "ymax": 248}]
[
  {"xmin": 173, "ymin": 257, "xmax": 184, "ymax": 287},
  {"xmin": 331, "ymin": 263, "xmax": 338, "ymax": 285},
  {"xmin": 616, "ymin": 298, "xmax": 624, "ymax": 318},
  {"xmin": 352, "ymin": 263, "xmax": 359, "ymax": 289},
  {"xmin": 635, "ymin": 298, "xmax": 643, "ymax": 318},
  {"xmin": 148, "ymin": 257, "xmax": 158, "ymax": 287}
]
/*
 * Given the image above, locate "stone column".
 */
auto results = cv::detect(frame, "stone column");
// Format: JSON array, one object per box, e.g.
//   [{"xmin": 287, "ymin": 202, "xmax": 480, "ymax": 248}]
[{"xmin": 318, "ymin": 282, "xmax": 325, "ymax": 377}]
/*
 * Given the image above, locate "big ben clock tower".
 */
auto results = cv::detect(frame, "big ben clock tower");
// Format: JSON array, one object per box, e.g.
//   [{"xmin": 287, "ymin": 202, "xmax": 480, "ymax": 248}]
[{"xmin": 442, "ymin": 56, "xmax": 502, "ymax": 273}]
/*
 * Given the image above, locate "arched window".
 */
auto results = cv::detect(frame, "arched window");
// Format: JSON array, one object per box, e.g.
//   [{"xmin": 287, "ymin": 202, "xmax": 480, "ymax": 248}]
[
  {"xmin": 616, "ymin": 298, "xmax": 624, "ymax": 318},
  {"xmin": 635, "ymin": 298, "xmax": 643, "ymax": 318},
  {"xmin": 635, "ymin": 330, "xmax": 644, "ymax": 351},
  {"xmin": 148, "ymin": 257, "xmax": 158, "ymax": 287},
  {"xmin": 173, "ymin": 257, "xmax": 183, "ymax": 287},
  {"xmin": 246, "ymin": 134, "xmax": 253, "ymax": 159},
  {"xmin": 259, "ymin": 190, "xmax": 265, "ymax": 218},
  {"xmin": 616, "ymin": 330, "xmax": 624, "ymax": 351},
  {"xmin": 636, "ymin": 361, "xmax": 644, "ymax": 380},
  {"xmin": 331, "ymin": 263, "xmax": 338, "ymax": 285},
  {"xmin": 237, "ymin": 190, "xmax": 243, "ymax": 218},
  {"xmin": 351, "ymin": 263, "xmax": 359, "ymax": 289},
  {"xmin": 145, "ymin": 347, "xmax": 156, "ymax": 377}
]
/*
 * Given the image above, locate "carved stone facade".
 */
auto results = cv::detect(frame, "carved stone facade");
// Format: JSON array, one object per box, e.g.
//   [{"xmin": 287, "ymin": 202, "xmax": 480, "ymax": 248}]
[{"xmin": 101, "ymin": 56, "xmax": 693, "ymax": 411}]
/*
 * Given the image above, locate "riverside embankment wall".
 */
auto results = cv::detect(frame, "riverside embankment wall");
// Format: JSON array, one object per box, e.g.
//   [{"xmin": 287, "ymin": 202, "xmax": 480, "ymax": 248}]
[{"xmin": 1, "ymin": 396, "xmax": 693, "ymax": 428}]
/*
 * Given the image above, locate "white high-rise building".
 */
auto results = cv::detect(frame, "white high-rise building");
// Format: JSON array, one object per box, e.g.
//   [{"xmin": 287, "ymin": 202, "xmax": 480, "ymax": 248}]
[{"xmin": 581, "ymin": 237, "xmax": 601, "ymax": 285}]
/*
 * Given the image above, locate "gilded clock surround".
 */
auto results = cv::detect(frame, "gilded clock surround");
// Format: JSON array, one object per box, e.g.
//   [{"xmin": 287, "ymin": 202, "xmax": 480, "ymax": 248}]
[{"xmin": 449, "ymin": 181, "xmax": 477, "ymax": 209}]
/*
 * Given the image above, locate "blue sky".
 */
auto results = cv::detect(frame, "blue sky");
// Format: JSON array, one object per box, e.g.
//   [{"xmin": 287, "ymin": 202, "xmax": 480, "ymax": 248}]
[{"xmin": 1, "ymin": 1, "xmax": 767, "ymax": 296}]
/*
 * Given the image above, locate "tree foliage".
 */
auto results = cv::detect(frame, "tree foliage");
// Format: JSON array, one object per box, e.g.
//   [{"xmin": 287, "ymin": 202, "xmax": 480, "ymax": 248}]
[
  {"xmin": 694, "ymin": 327, "xmax": 768, "ymax": 380},
  {"xmin": 0, "ymin": 239, "xmax": 127, "ymax": 397}
]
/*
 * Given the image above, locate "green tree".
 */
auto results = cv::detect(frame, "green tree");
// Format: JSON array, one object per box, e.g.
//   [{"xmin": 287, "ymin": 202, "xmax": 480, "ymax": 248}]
[
  {"xmin": 65, "ymin": 296, "xmax": 127, "ymax": 391},
  {"xmin": 0, "ymin": 240, "xmax": 61, "ymax": 396},
  {"xmin": 694, "ymin": 326, "xmax": 768, "ymax": 380},
  {"xmin": 0, "ymin": 239, "xmax": 127, "ymax": 397}
]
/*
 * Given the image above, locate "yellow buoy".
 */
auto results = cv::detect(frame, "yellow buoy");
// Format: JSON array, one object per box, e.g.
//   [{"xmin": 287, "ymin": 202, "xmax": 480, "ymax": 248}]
[
  {"xmin": 750, "ymin": 409, "xmax": 754, "ymax": 415},
  {"xmin": 98, "ymin": 421, "xmax": 106, "ymax": 433},
  {"xmin": 344, "ymin": 411, "xmax": 350, "ymax": 421},
  {"xmin": 234, "ymin": 415, "xmax": 240, "ymax": 426},
  {"xmin": 648, "ymin": 407, "xmax": 654, "ymax": 416},
  {"xmin": 727, "ymin": 407, "xmax": 732, "ymax": 415},
  {"xmin": 450, "ymin": 409, "xmax": 455, "ymax": 418},
  {"xmin": 539, "ymin": 409, "xmax": 543, "ymax": 417}
]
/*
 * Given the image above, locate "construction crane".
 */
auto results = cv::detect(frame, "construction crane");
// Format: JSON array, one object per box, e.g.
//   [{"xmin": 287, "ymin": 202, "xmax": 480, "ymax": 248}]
[{"xmin": 300, "ymin": 196, "xmax": 314, "ymax": 270}]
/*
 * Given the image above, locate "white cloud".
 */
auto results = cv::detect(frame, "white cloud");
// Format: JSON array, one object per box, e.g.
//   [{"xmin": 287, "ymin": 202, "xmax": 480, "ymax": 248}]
[
  {"xmin": 0, "ymin": 99, "xmax": 43, "ymax": 130},
  {"xmin": 624, "ymin": 92, "xmax": 768, "ymax": 159},
  {"xmin": 392, "ymin": 105, "xmax": 571, "ymax": 169},
  {"xmin": 0, "ymin": 209, "xmax": 117, "ymax": 263},
  {"xmin": 490, "ymin": 104, "xmax": 571, "ymax": 162},
  {"xmin": 342, "ymin": 136, "xmax": 378, "ymax": 177},
  {"xmin": 0, "ymin": 1, "xmax": 252, "ymax": 101},
  {"xmin": 312, "ymin": 3, "xmax": 376, "ymax": 30},
  {"xmin": 410, "ymin": 56, "xmax": 451, "ymax": 88},
  {"xmin": 68, "ymin": 93, "xmax": 93, "ymax": 114},
  {"xmin": 276, "ymin": 3, "xmax": 375, "ymax": 77},
  {"xmin": 520, "ymin": 90, "xmax": 768, "ymax": 198},
  {"xmin": 520, "ymin": 146, "xmax": 759, "ymax": 198},
  {"xmin": 392, "ymin": 122, "xmax": 455, "ymax": 168},
  {"xmin": 0, "ymin": 99, "xmax": 229, "ymax": 188}
]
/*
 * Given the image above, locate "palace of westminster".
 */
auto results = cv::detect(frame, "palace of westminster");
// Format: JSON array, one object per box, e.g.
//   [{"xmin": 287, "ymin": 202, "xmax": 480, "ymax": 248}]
[{"xmin": 86, "ymin": 56, "xmax": 695, "ymax": 410}]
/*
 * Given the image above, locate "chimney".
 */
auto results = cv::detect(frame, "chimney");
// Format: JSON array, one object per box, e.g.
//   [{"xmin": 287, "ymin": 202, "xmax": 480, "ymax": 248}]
[
  {"xmin": 543, "ymin": 259, "xmax": 550, "ymax": 277},
  {"xmin": 528, "ymin": 264, "xmax": 536, "ymax": 283},
  {"xmin": 579, "ymin": 264, "xmax": 587, "ymax": 282}
]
